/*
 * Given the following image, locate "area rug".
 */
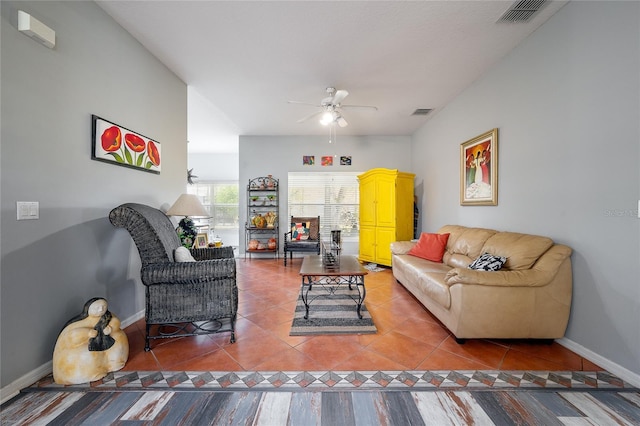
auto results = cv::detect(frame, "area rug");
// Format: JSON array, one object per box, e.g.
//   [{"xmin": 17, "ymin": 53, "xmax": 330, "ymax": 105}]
[{"xmin": 289, "ymin": 287, "xmax": 377, "ymax": 336}]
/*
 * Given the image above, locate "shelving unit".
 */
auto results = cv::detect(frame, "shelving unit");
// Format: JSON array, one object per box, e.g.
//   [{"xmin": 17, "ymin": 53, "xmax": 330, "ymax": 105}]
[{"xmin": 245, "ymin": 176, "xmax": 279, "ymax": 259}]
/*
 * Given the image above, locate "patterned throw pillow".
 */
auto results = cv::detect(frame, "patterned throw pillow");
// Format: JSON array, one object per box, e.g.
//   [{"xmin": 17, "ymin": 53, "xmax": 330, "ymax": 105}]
[
  {"xmin": 468, "ymin": 253, "xmax": 507, "ymax": 271},
  {"xmin": 291, "ymin": 222, "xmax": 310, "ymax": 240}
]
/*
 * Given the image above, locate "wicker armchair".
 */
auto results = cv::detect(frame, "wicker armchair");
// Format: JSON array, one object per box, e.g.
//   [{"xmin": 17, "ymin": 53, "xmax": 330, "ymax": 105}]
[
  {"xmin": 109, "ymin": 203, "xmax": 237, "ymax": 351},
  {"xmin": 283, "ymin": 216, "xmax": 321, "ymax": 265}
]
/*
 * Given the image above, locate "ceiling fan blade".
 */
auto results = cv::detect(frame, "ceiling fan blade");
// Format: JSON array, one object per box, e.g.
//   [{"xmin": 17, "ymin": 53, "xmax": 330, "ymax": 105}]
[
  {"xmin": 332, "ymin": 89, "xmax": 349, "ymax": 105},
  {"xmin": 337, "ymin": 116, "xmax": 348, "ymax": 127},
  {"xmin": 296, "ymin": 111, "xmax": 323, "ymax": 123},
  {"xmin": 340, "ymin": 105, "xmax": 378, "ymax": 111},
  {"xmin": 288, "ymin": 100, "xmax": 321, "ymax": 107}
]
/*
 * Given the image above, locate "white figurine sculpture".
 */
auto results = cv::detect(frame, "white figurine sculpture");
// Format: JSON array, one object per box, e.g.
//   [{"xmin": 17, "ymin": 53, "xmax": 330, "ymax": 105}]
[{"xmin": 53, "ymin": 297, "xmax": 129, "ymax": 384}]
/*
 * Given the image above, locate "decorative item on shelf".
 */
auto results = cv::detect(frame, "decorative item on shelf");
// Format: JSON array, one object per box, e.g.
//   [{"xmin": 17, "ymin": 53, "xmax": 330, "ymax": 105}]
[
  {"xmin": 267, "ymin": 174, "xmax": 275, "ymax": 189},
  {"xmin": 265, "ymin": 211, "xmax": 277, "ymax": 228},
  {"xmin": 257, "ymin": 242, "xmax": 267, "ymax": 250},
  {"xmin": 166, "ymin": 194, "xmax": 209, "ymax": 248},
  {"xmin": 250, "ymin": 195, "xmax": 259, "ymax": 203},
  {"xmin": 248, "ymin": 239, "xmax": 259, "ymax": 250},
  {"xmin": 253, "ymin": 214, "xmax": 267, "ymax": 228},
  {"xmin": 268, "ymin": 237, "xmax": 277, "ymax": 250}
]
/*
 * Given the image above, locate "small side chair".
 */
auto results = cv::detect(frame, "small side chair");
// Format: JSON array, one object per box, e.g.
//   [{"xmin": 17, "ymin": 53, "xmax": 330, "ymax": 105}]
[{"xmin": 283, "ymin": 216, "xmax": 321, "ymax": 265}]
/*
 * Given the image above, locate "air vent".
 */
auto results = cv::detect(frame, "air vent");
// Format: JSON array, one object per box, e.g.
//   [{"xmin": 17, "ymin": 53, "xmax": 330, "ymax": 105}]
[
  {"xmin": 411, "ymin": 108, "xmax": 433, "ymax": 116},
  {"xmin": 498, "ymin": 0, "xmax": 547, "ymax": 23}
]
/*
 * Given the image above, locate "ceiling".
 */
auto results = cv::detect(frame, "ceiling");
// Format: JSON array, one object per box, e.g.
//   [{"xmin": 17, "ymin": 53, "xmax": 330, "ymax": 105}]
[{"xmin": 96, "ymin": 1, "xmax": 567, "ymax": 153}]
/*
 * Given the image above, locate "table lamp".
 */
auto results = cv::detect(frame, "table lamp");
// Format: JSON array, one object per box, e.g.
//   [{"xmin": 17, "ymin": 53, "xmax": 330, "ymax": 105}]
[{"xmin": 166, "ymin": 194, "xmax": 209, "ymax": 248}]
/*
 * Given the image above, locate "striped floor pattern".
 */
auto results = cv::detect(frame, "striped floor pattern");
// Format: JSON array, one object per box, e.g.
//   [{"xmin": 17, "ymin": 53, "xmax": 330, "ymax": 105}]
[{"xmin": 3, "ymin": 388, "xmax": 640, "ymax": 425}]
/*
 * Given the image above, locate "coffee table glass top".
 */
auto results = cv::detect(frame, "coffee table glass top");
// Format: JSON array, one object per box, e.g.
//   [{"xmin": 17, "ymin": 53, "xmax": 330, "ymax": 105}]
[{"xmin": 299, "ymin": 255, "xmax": 367, "ymax": 276}]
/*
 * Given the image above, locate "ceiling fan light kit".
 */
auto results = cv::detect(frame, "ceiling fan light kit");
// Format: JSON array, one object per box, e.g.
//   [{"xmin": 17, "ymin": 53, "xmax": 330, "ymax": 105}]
[{"xmin": 289, "ymin": 87, "xmax": 377, "ymax": 129}]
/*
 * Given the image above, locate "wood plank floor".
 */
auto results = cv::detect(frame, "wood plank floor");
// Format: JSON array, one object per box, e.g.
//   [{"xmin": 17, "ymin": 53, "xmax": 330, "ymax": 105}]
[{"xmin": 3, "ymin": 388, "xmax": 639, "ymax": 425}]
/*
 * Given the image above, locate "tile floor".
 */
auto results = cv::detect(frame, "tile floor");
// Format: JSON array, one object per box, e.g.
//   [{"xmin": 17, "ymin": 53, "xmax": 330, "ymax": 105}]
[{"xmin": 122, "ymin": 256, "xmax": 604, "ymax": 374}]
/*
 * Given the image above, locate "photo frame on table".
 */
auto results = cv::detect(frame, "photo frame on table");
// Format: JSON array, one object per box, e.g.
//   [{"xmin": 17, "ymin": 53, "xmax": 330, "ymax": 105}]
[
  {"xmin": 195, "ymin": 233, "xmax": 209, "ymax": 248},
  {"xmin": 91, "ymin": 115, "xmax": 161, "ymax": 174},
  {"xmin": 460, "ymin": 128, "xmax": 498, "ymax": 206}
]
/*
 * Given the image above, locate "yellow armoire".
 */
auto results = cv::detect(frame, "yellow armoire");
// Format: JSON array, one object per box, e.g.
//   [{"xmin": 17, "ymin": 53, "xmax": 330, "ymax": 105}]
[{"xmin": 358, "ymin": 168, "xmax": 415, "ymax": 267}]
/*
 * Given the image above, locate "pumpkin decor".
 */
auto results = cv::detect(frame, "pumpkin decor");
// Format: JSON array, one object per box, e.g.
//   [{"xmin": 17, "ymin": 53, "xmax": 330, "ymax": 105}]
[
  {"xmin": 253, "ymin": 214, "xmax": 267, "ymax": 228},
  {"xmin": 268, "ymin": 238, "xmax": 277, "ymax": 250},
  {"xmin": 248, "ymin": 239, "xmax": 259, "ymax": 250}
]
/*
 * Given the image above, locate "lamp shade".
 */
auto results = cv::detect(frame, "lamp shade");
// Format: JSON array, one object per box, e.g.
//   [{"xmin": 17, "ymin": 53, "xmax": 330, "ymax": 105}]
[{"xmin": 166, "ymin": 194, "xmax": 209, "ymax": 217}]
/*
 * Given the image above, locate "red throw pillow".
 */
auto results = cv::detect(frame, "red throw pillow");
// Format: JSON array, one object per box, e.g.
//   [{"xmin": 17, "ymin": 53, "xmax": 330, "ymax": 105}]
[{"xmin": 407, "ymin": 233, "xmax": 450, "ymax": 262}]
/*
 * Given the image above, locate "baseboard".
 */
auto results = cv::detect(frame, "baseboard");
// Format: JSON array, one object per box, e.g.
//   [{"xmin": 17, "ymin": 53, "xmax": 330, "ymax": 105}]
[
  {"xmin": 120, "ymin": 309, "xmax": 145, "ymax": 329},
  {"xmin": 557, "ymin": 337, "xmax": 640, "ymax": 388},
  {"xmin": 0, "ymin": 309, "xmax": 145, "ymax": 405}
]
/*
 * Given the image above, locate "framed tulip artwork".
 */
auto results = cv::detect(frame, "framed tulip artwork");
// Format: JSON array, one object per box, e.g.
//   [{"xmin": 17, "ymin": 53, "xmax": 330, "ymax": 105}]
[
  {"xmin": 91, "ymin": 115, "xmax": 161, "ymax": 174},
  {"xmin": 460, "ymin": 128, "xmax": 498, "ymax": 206}
]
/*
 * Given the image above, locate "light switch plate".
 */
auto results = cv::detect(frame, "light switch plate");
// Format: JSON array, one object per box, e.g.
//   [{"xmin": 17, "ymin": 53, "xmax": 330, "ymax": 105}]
[{"xmin": 17, "ymin": 201, "xmax": 39, "ymax": 220}]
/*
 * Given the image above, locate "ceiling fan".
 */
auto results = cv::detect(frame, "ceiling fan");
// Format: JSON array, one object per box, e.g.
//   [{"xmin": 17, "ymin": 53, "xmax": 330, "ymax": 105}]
[{"xmin": 288, "ymin": 87, "xmax": 378, "ymax": 128}]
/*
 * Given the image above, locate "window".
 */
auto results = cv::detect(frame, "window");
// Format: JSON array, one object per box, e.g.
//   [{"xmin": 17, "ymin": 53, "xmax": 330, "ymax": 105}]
[
  {"xmin": 188, "ymin": 181, "xmax": 239, "ymax": 247},
  {"xmin": 288, "ymin": 172, "xmax": 360, "ymax": 241}
]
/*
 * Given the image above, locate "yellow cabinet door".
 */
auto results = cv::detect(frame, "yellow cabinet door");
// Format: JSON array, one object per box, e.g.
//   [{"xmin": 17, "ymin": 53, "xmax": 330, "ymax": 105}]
[
  {"xmin": 375, "ymin": 175, "xmax": 396, "ymax": 228},
  {"xmin": 375, "ymin": 227, "xmax": 396, "ymax": 266},
  {"xmin": 359, "ymin": 226, "xmax": 376, "ymax": 263},
  {"xmin": 359, "ymin": 176, "xmax": 376, "ymax": 228}
]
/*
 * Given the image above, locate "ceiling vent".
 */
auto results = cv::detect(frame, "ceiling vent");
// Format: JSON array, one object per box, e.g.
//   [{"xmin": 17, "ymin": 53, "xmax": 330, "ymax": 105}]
[
  {"xmin": 498, "ymin": 0, "xmax": 547, "ymax": 23},
  {"xmin": 411, "ymin": 108, "xmax": 433, "ymax": 116}
]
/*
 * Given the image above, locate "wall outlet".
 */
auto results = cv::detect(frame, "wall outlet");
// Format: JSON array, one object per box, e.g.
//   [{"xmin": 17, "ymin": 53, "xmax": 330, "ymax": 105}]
[{"xmin": 17, "ymin": 201, "xmax": 39, "ymax": 220}]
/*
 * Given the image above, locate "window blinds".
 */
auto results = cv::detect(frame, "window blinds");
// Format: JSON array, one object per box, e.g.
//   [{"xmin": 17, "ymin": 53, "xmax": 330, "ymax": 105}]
[{"xmin": 288, "ymin": 172, "xmax": 360, "ymax": 239}]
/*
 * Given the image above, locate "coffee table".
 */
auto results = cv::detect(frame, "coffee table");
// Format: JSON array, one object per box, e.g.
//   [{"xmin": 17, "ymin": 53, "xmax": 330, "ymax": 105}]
[{"xmin": 299, "ymin": 255, "xmax": 368, "ymax": 319}]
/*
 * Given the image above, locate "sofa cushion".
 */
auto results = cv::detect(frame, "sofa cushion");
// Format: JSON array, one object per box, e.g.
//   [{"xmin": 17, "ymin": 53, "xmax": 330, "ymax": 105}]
[
  {"xmin": 481, "ymin": 232, "xmax": 553, "ymax": 270},
  {"xmin": 392, "ymin": 254, "xmax": 451, "ymax": 308},
  {"xmin": 440, "ymin": 226, "xmax": 496, "ymax": 264},
  {"xmin": 468, "ymin": 253, "xmax": 507, "ymax": 271},
  {"xmin": 408, "ymin": 232, "xmax": 450, "ymax": 262}
]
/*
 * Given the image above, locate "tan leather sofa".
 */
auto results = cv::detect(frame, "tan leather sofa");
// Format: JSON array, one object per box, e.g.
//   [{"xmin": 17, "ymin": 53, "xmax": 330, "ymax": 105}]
[{"xmin": 390, "ymin": 225, "xmax": 572, "ymax": 342}]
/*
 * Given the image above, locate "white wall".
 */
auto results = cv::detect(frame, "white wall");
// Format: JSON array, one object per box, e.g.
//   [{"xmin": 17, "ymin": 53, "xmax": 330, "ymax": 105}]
[
  {"xmin": 412, "ymin": 2, "xmax": 639, "ymax": 379},
  {"xmin": 1, "ymin": 1, "xmax": 187, "ymax": 389},
  {"xmin": 189, "ymin": 152, "xmax": 239, "ymax": 181},
  {"xmin": 239, "ymin": 135, "xmax": 412, "ymax": 254}
]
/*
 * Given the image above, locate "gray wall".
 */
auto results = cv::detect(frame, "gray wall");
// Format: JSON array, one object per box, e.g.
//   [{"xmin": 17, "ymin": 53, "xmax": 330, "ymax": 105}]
[
  {"xmin": 1, "ymin": 1, "xmax": 187, "ymax": 387},
  {"xmin": 412, "ymin": 2, "xmax": 639, "ymax": 378},
  {"xmin": 239, "ymin": 135, "xmax": 412, "ymax": 254}
]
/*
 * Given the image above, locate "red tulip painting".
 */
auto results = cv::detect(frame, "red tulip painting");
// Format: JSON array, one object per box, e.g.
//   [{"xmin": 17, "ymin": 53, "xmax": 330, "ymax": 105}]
[{"xmin": 92, "ymin": 115, "xmax": 161, "ymax": 174}]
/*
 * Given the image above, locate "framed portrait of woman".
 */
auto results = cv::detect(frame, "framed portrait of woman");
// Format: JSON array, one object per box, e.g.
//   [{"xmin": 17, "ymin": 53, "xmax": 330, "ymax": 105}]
[{"xmin": 460, "ymin": 128, "xmax": 498, "ymax": 206}]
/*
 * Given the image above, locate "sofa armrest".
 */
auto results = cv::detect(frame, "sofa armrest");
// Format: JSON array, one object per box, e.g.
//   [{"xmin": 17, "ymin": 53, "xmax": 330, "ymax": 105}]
[
  {"xmin": 141, "ymin": 258, "xmax": 236, "ymax": 286},
  {"xmin": 390, "ymin": 241, "xmax": 416, "ymax": 255},
  {"xmin": 444, "ymin": 267, "xmax": 554, "ymax": 287}
]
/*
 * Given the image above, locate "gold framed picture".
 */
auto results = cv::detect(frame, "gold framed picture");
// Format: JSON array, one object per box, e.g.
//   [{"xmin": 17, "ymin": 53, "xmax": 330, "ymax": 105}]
[
  {"xmin": 460, "ymin": 128, "xmax": 498, "ymax": 206},
  {"xmin": 194, "ymin": 233, "xmax": 209, "ymax": 248}
]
